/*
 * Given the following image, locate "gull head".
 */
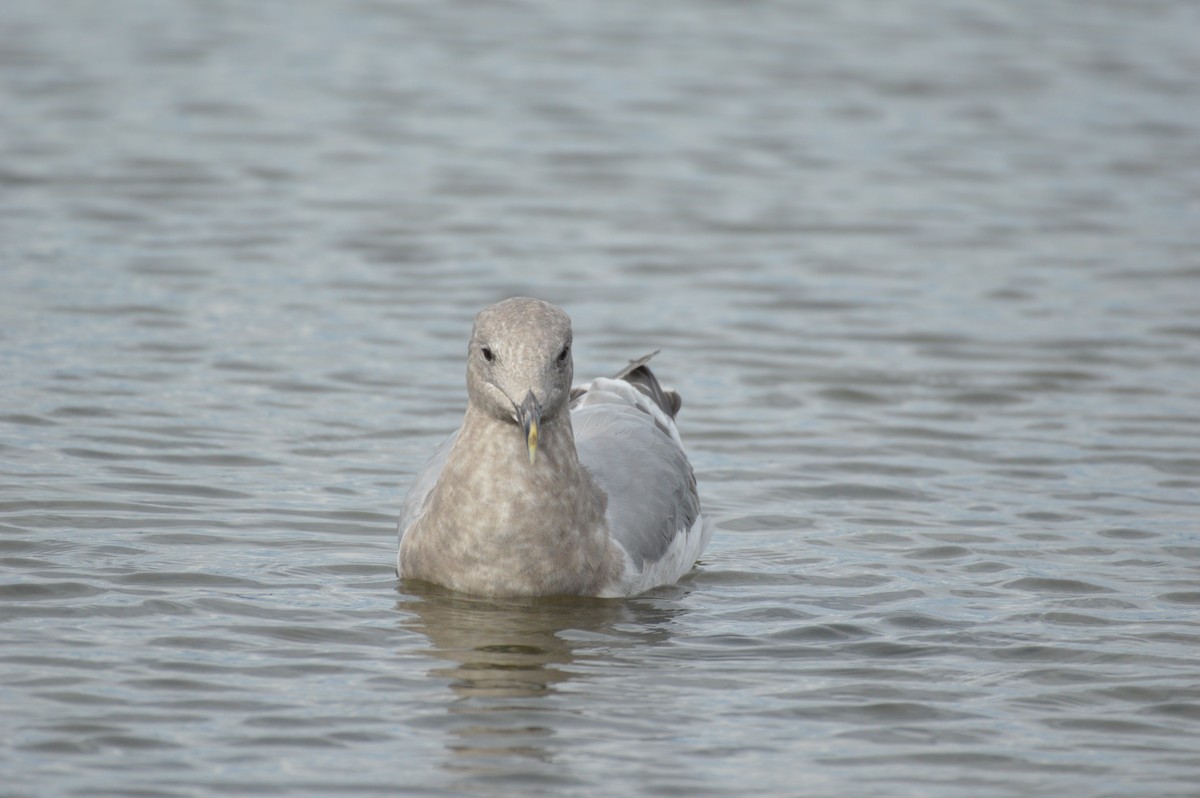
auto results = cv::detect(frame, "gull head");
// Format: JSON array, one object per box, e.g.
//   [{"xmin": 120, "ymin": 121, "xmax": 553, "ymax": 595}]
[{"xmin": 466, "ymin": 297, "xmax": 574, "ymax": 464}]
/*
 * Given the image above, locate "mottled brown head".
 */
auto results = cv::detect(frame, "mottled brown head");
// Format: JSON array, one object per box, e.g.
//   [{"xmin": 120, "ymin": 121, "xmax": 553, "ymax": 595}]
[{"xmin": 466, "ymin": 298, "xmax": 574, "ymax": 460}]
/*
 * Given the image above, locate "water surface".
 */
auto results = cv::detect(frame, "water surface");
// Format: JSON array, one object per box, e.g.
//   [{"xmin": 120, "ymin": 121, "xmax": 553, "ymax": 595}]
[{"xmin": 3, "ymin": 1, "xmax": 1200, "ymax": 796}]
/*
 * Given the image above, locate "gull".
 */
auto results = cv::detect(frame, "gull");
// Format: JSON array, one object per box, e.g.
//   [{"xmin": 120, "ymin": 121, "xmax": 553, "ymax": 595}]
[{"xmin": 397, "ymin": 297, "xmax": 712, "ymax": 597}]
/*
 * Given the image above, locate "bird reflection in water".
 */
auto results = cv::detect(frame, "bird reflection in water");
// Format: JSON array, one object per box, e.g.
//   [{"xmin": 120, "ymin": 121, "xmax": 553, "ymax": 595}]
[{"xmin": 396, "ymin": 582, "xmax": 682, "ymax": 782}]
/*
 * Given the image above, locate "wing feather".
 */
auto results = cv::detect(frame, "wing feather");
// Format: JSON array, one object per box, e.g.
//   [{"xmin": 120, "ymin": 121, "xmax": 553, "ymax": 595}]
[
  {"xmin": 572, "ymin": 378, "xmax": 700, "ymax": 569},
  {"xmin": 397, "ymin": 430, "xmax": 458, "ymax": 542}
]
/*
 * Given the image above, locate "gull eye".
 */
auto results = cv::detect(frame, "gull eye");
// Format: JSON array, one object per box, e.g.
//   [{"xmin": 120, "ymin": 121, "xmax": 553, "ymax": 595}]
[
  {"xmin": 557, "ymin": 344, "xmax": 570, "ymax": 364},
  {"xmin": 481, "ymin": 346, "xmax": 494, "ymax": 363}
]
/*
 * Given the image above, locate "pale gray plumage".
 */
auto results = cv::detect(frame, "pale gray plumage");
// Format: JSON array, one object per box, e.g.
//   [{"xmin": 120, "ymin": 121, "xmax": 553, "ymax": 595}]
[{"xmin": 397, "ymin": 297, "xmax": 712, "ymax": 597}]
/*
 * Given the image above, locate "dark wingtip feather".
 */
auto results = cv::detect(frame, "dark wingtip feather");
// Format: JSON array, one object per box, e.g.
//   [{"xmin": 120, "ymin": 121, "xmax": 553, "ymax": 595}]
[{"xmin": 612, "ymin": 351, "xmax": 681, "ymax": 419}]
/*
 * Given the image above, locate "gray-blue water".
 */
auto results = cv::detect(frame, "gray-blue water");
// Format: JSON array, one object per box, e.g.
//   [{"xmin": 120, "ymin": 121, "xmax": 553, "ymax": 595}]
[{"xmin": 3, "ymin": 2, "xmax": 1200, "ymax": 796}]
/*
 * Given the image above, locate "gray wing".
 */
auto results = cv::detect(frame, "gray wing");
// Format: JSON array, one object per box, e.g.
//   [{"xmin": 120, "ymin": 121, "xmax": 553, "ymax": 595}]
[
  {"xmin": 571, "ymin": 381, "xmax": 700, "ymax": 569},
  {"xmin": 398, "ymin": 429, "xmax": 458, "ymax": 541}
]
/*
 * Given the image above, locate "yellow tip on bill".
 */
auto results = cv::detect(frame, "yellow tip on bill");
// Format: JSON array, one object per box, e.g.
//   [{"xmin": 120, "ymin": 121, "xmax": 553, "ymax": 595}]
[{"xmin": 527, "ymin": 419, "xmax": 538, "ymax": 465}]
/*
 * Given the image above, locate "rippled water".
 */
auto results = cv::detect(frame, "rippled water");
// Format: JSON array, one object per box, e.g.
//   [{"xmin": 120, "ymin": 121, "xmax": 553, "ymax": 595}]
[{"xmin": 3, "ymin": 1, "xmax": 1200, "ymax": 796}]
